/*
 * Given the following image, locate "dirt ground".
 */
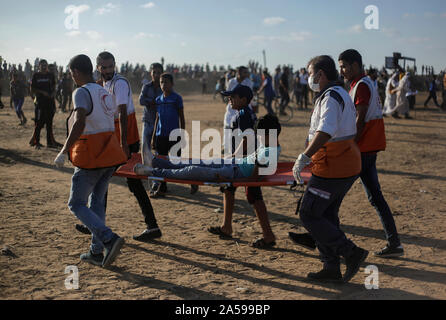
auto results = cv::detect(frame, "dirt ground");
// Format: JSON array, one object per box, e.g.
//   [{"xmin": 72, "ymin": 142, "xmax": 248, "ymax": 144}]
[{"xmin": 0, "ymin": 91, "xmax": 445, "ymax": 300}]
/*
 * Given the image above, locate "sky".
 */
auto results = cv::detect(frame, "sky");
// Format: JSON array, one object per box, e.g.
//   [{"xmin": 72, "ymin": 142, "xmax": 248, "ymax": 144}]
[{"xmin": 0, "ymin": 0, "xmax": 445, "ymax": 72}]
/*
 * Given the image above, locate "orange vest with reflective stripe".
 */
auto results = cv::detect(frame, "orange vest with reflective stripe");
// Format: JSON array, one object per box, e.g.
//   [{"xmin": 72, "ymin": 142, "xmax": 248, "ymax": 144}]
[
  {"xmin": 67, "ymin": 83, "xmax": 127, "ymax": 169},
  {"xmin": 107, "ymin": 74, "xmax": 140, "ymax": 146},
  {"xmin": 350, "ymin": 76, "xmax": 386, "ymax": 153},
  {"xmin": 310, "ymin": 86, "xmax": 361, "ymax": 178}
]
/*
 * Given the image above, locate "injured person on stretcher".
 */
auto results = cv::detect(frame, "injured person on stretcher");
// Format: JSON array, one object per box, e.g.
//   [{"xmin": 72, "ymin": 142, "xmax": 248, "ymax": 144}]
[{"xmin": 134, "ymin": 114, "xmax": 281, "ymax": 182}]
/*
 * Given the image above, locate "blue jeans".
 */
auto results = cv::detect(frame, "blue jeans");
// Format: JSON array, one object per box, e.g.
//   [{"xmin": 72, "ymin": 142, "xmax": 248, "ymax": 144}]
[
  {"xmin": 13, "ymin": 98, "xmax": 24, "ymax": 116},
  {"xmin": 300, "ymin": 174, "xmax": 358, "ymax": 270},
  {"xmin": 68, "ymin": 167, "xmax": 116, "ymax": 254},
  {"xmin": 359, "ymin": 153, "xmax": 400, "ymax": 247},
  {"xmin": 264, "ymin": 96, "xmax": 274, "ymax": 115},
  {"xmin": 151, "ymin": 158, "xmax": 246, "ymax": 181},
  {"xmin": 142, "ymin": 120, "xmax": 155, "ymax": 151}
]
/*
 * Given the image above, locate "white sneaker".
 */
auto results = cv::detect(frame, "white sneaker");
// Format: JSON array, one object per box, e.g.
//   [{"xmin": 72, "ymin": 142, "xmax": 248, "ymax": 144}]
[{"xmin": 134, "ymin": 163, "xmax": 153, "ymax": 176}]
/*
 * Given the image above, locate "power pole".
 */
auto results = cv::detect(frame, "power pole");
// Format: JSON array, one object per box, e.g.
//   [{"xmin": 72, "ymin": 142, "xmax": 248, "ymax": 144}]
[{"xmin": 262, "ymin": 50, "xmax": 267, "ymax": 70}]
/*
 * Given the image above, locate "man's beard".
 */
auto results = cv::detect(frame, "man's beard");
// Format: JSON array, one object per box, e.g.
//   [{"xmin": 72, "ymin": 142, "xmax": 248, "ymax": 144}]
[{"xmin": 102, "ymin": 72, "xmax": 115, "ymax": 81}]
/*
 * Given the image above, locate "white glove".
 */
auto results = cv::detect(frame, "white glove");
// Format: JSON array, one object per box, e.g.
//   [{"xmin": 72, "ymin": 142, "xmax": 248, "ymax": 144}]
[
  {"xmin": 54, "ymin": 151, "xmax": 67, "ymax": 168},
  {"xmin": 293, "ymin": 153, "xmax": 311, "ymax": 184}
]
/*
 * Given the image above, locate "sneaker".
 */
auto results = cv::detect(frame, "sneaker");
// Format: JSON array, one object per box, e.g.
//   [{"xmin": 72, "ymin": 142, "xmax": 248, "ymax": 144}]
[
  {"xmin": 307, "ymin": 269, "xmax": 343, "ymax": 283},
  {"xmin": 288, "ymin": 232, "xmax": 317, "ymax": 250},
  {"xmin": 80, "ymin": 250, "xmax": 104, "ymax": 266},
  {"xmin": 102, "ymin": 234, "xmax": 125, "ymax": 268},
  {"xmin": 190, "ymin": 185, "xmax": 199, "ymax": 194},
  {"xmin": 134, "ymin": 163, "xmax": 153, "ymax": 176},
  {"xmin": 133, "ymin": 228, "xmax": 162, "ymax": 242},
  {"xmin": 343, "ymin": 247, "xmax": 369, "ymax": 283},
  {"xmin": 75, "ymin": 224, "xmax": 91, "ymax": 235},
  {"xmin": 374, "ymin": 245, "xmax": 404, "ymax": 258}
]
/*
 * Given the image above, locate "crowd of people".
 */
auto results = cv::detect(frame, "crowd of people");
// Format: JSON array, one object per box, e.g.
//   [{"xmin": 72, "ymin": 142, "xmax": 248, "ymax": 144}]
[{"xmin": 1, "ymin": 49, "xmax": 445, "ymax": 283}]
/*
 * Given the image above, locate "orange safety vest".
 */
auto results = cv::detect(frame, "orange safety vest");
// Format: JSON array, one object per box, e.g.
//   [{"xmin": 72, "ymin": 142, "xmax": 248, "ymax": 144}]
[
  {"xmin": 107, "ymin": 74, "xmax": 140, "ymax": 146},
  {"xmin": 67, "ymin": 83, "xmax": 127, "ymax": 169},
  {"xmin": 310, "ymin": 86, "xmax": 361, "ymax": 178},
  {"xmin": 350, "ymin": 76, "xmax": 386, "ymax": 153}
]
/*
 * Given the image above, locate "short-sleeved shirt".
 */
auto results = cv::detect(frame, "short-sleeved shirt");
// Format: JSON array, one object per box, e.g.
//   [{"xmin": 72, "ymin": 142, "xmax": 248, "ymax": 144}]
[
  {"xmin": 139, "ymin": 81, "xmax": 163, "ymax": 123},
  {"xmin": 309, "ymin": 86, "xmax": 357, "ymax": 141},
  {"xmin": 104, "ymin": 78, "xmax": 129, "ymax": 107},
  {"xmin": 349, "ymin": 75, "xmax": 371, "ymax": 106},
  {"xmin": 238, "ymin": 145, "xmax": 282, "ymax": 178},
  {"xmin": 10, "ymin": 80, "xmax": 27, "ymax": 99},
  {"xmin": 72, "ymin": 87, "xmax": 93, "ymax": 114},
  {"xmin": 155, "ymin": 91, "xmax": 183, "ymax": 137},
  {"xmin": 231, "ymin": 105, "xmax": 257, "ymax": 153},
  {"xmin": 31, "ymin": 72, "xmax": 55, "ymax": 100}
]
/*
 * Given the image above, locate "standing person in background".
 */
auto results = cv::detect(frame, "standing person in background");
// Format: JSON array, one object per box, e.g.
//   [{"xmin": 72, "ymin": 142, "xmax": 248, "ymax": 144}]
[
  {"xmin": 383, "ymin": 71, "xmax": 399, "ymax": 116},
  {"xmin": 406, "ymin": 73, "xmax": 417, "ymax": 111},
  {"xmin": 257, "ymin": 70, "xmax": 276, "ymax": 115},
  {"xmin": 54, "ymin": 54, "xmax": 126, "ymax": 267},
  {"xmin": 293, "ymin": 70, "xmax": 303, "ymax": 108},
  {"xmin": 273, "ymin": 66, "xmax": 281, "ymax": 100},
  {"xmin": 278, "ymin": 66, "xmax": 290, "ymax": 115},
  {"xmin": 96, "ymin": 51, "xmax": 162, "ymax": 242},
  {"xmin": 10, "ymin": 72, "xmax": 27, "ymax": 125},
  {"xmin": 299, "ymin": 68, "xmax": 309, "ymax": 109},
  {"xmin": 223, "ymin": 66, "xmax": 253, "ymax": 153},
  {"xmin": 424, "ymin": 75, "xmax": 441, "ymax": 108},
  {"xmin": 151, "ymin": 73, "xmax": 193, "ymax": 197},
  {"xmin": 392, "ymin": 70, "xmax": 412, "ymax": 119},
  {"xmin": 442, "ymin": 72, "xmax": 446, "ymax": 110},
  {"xmin": 139, "ymin": 62, "xmax": 165, "ymax": 196},
  {"xmin": 29, "ymin": 59, "xmax": 62, "ymax": 149},
  {"xmin": 58, "ymin": 72, "xmax": 74, "ymax": 112}
]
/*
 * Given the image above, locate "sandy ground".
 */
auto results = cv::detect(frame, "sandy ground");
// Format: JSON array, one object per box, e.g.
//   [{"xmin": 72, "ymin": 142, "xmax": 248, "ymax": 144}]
[{"xmin": 0, "ymin": 91, "xmax": 445, "ymax": 300}]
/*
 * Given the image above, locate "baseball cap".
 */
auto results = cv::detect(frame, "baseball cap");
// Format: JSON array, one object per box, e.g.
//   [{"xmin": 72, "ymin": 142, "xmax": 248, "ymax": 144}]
[{"xmin": 221, "ymin": 84, "xmax": 253, "ymax": 103}]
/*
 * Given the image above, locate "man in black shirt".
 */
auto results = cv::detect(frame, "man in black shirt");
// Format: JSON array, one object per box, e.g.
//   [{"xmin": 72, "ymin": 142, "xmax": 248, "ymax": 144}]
[
  {"xmin": 29, "ymin": 59, "xmax": 62, "ymax": 148},
  {"xmin": 279, "ymin": 66, "xmax": 290, "ymax": 115}
]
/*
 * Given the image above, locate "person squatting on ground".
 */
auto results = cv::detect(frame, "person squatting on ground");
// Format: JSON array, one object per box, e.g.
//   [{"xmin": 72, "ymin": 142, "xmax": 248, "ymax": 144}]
[
  {"xmin": 53, "ymin": 54, "xmax": 126, "ymax": 267},
  {"xmin": 96, "ymin": 51, "xmax": 162, "ymax": 242},
  {"xmin": 291, "ymin": 55, "xmax": 368, "ymax": 283},
  {"xmin": 29, "ymin": 59, "xmax": 62, "ymax": 149},
  {"xmin": 9, "ymin": 72, "xmax": 27, "ymax": 125}
]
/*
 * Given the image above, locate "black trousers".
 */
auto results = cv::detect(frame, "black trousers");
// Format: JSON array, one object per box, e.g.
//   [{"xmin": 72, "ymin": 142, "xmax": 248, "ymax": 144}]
[
  {"xmin": 154, "ymin": 135, "xmax": 181, "ymax": 192},
  {"xmin": 424, "ymin": 91, "xmax": 439, "ymax": 107},
  {"xmin": 30, "ymin": 98, "xmax": 56, "ymax": 145},
  {"xmin": 126, "ymin": 142, "xmax": 158, "ymax": 229}
]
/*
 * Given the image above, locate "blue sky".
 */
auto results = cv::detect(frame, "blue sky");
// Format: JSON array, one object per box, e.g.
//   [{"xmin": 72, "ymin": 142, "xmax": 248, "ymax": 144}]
[{"xmin": 0, "ymin": 0, "xmax": 445, "ymax": 72}]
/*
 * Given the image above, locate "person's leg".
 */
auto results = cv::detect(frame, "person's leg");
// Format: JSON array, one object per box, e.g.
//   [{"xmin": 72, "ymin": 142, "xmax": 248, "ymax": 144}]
[
  {"xmin": 299, "ymin": 176, "xmax": 358, "ymax": 266},
  {"xmin": 30, "ymin": 103, "xmax": 43, "ymax": 146},
  {"xmin": 265, "ymin": 97, "xmax": 274, "ymax": 115},
  {"xmin": 221, "ymin": 188, "xmax": 235, "ymax": 235},
  {"xmin": 432, "ymin": 92, "xmax": 440, "ymax": 107},
  {"xmin": 18, "ymin": 98, "xmax": 26, "ymax": 124},
  {"xmin": 360, "ymin": 153, "xmax": 401, "ymax": 247},
  {"xmin": 88, "ymin": 167, "xmax": 119, "ymax": 254},
  {"xmin": 13, "ymin": 99, "xmax": 21, "ymax": 121},
  {"xmin": 127, "ymin": 142, "xmax": 159, "ymax": 230},
  {"xmin": 424, "ymin": 93, "xmax": 432, "ymax": 107},
  {"xmin": 247, "ymin": 187, "xmax": 275, "ymax": 244},
  {"xmin": 68, "ymin": 168, "xmax": 115, "ymax": 255}
]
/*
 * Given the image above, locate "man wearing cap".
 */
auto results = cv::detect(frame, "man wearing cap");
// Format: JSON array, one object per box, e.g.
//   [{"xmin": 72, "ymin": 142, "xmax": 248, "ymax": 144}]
[{"xmin": 209, "ymin": 85, "xmax": 277, "ymax": 248}]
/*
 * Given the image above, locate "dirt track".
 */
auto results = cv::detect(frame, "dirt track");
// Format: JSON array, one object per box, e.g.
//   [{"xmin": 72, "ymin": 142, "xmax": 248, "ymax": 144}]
[{"xmin": 0, "ymin": 92, "xmax": 445, "ymax": 300}]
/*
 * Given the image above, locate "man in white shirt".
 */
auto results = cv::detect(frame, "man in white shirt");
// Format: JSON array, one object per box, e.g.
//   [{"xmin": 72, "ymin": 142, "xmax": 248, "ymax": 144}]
[{"xmin": 299, "ymin": 68, "xmax": 309, "ymax": 109}]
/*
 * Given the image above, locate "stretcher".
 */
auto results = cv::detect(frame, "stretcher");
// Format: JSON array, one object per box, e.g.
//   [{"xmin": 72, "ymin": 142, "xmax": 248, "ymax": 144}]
[{"xmin": 114, "ymin": 153, "xmax": 311, "ymax": 187}]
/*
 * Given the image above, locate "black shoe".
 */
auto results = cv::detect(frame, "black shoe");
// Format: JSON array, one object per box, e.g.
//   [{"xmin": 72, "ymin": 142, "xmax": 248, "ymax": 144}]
[
  {"xmin": 374, "ymin": 244, "xmax": 404, "ymax": 258},
  {"xmin": 102, "ymin": 234, "xmax": 125, "ymax": 268},
  {"xmin": 75, "ymin": 224, "xmax": 91, "ymax": 235},
  {"xmin": 150, "ymin": 189, "xmax": 165, "ymax": 198},
  {"xmin": 307, "ymin": 269, "xmax": 343, "ymax": 283},
  {"xmin": 404, "ymin": 115, "xmax": 413, "ymax": 119},
  {"xmin": 391, "ymin": 113, "xmax": 400, "ymax": 119},
  {"xmin": 343, "ymin": 247, "xmax": 369, "ymax": 283},
  {"xmin": 80, "ymin": 250, "xmax": 104, "ymax": 266},
  {"xmin": 288, "ymin": 232, "xmax": 317, "ymax": 250},
  {"xmin": 133, "ymin": 228, "xmax": 162, "ymax": 242},
  {"xmin": 190, "ymin": 185, "xmax": 199, "ymax": 194}
]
